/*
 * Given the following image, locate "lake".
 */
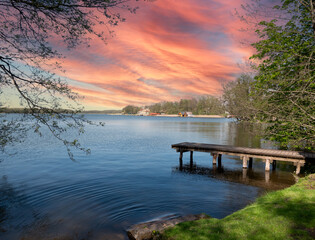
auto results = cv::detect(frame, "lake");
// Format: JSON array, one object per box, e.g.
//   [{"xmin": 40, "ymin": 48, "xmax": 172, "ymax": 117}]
[{"xmin": 0, "ymin": 115, "xmax": 296, "ymax": 239}]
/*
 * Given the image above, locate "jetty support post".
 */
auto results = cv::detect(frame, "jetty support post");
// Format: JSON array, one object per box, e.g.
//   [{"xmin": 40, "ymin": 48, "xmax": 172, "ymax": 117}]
[
  {"xmin": 272, "ymin": 160, "xmax": 277, "ymax": 171},
  {"xmin": 218, "ymin": 154, "xmax": 222, "ymax": 168},
  {"xmin": 242, "ymin": 156, "xmax": 249, "ymax": 169},
  {"xmin": 248, "ymin": 157, "xmax": 253, "ymax": 169},
  {"xmin": 179, "ymin": 150, "xmax": 183, "ymax": 170},
  {"xmin": 211, "ymin": 153, "xmax": 218, "ymax": 165},
  {"xmin": 265, "ymin": 158, "xmax": 271, "ymax": 171},
  {"xmin": 190, "ymin": 151, "xmax": 193, "ymax": 169},
  {"xmin": 296, "ymin": 161, "xmax": 301, "ymax": 175}
]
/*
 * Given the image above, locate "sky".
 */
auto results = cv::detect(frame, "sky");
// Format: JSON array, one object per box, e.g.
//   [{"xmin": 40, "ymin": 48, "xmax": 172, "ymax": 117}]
[
  {"xmin": 51, "ymin": 0, "xmax": 264, "ymax": 110},
  {"xmin": 6, "ymin": 0, "xmax": 263, "ymax": 110}
]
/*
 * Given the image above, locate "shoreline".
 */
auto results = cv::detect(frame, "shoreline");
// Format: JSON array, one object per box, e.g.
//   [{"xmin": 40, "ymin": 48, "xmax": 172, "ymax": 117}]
[
  {"xmin": 159, "ymin": 174, "xmax": 315, "ymax": 240},
  {"xmin": 1, "ymin": 111, "xmax": 226, "ymax": 119},
  {"xmin": 107, "ymin": 114, "xmax": 226, "ymax": 118},
  {"xmin": 155, "ymin": 114, "xmax": 224, "ymax": 118},
  {"xmin": 127, "ymin": 174, "xmax": 315, "ymax": 239}
]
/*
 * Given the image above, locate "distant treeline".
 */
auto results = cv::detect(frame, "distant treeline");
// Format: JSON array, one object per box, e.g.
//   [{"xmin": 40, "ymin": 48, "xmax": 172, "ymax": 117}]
[
  {"xmin": 82, "ymin": 110, "xmax": 121, "ymax": 114},
  {"xmin": 122, "ymin": 96, "xmax": 225, "ymax": 115},
  {"xmin": 0, "ymin": 108, "xmax": 121, "ymax": 114},
  {"xmin": 122, "ymin": 74, "xmax": 259, "ymax": 119},
  {"xmin": 122, "ymin": 105, "xmax": 141, "ymax": 114}
]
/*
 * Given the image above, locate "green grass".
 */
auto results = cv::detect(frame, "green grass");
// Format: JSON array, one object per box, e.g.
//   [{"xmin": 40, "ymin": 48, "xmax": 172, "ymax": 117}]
[{"xmin": 161, "ymin": 174, "xmax": 315, "ymax": 240}]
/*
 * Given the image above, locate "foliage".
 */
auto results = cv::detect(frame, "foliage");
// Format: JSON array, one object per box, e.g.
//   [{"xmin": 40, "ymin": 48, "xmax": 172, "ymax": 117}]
[
  {"xmin": 161, "ymin": 174, "xmax": 315, "ymax": 240},
  {"xmin": 0, "ymin": 0, "xmax": 139, "ymax": 158},
  {"xmin": 222, "ymin": 74, "xmax": 259, "ymax": 121},
  {"xmin": 250, "ymin": 0, "xmax": 315, "ymax": 151},
  {"xmin": 122, "ymin": 105, "xmax": 141, "ymax": 114},
  {"xmin": 232, "ymin": 0, "xmax": 315, "ymax": 151},
  {"xmin": 147, "ymin": 96, "xmax": 224, "ymax": 115}
]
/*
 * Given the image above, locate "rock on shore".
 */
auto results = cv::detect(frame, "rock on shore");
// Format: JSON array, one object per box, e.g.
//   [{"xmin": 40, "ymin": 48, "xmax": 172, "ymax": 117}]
[{"xmin": 127, "ymin": 213, "xmax": 209, "ymax": 240}]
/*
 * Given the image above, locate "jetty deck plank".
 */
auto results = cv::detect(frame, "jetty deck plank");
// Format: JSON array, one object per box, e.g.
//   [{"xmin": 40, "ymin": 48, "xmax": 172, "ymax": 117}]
[{"xmin": 172, "ymin": 142, "xmax": 314, "ymax": 160}]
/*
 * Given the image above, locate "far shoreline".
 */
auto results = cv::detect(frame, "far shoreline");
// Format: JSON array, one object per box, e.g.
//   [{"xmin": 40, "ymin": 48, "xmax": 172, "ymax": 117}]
[
  {"xmin": 154, "ymin": 114, "xmax": 225, "ymax": 118},
  {"xmin": 0, "ymin": 109, "xmax": 226, "ymax": 119},
  {"xmin": 106, "ymin": 113, "xmax": 226, "ymax": 118}
]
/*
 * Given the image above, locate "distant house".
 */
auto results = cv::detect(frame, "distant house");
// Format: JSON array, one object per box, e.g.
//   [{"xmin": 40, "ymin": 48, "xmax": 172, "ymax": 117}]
[
  {"xmin": 186, "ymin": 112, "xmax": 193, "ymax": 117},
  {"xmin": 178, "ymin": 111, "xmax": 193, "ymax": 117},
  {"xmin": 178, "ymin": 112, "xmax": 186, "ymax": 117},
  {"xmin": 137, "ymin": 108, "xmax": 150, "ymax": 116}
]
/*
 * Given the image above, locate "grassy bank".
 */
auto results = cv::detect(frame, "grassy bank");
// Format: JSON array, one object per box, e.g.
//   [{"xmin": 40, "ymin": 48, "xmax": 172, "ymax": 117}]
[{"xmin": 161, "ymin": 174, "xmax": 315, "ymax": 240}]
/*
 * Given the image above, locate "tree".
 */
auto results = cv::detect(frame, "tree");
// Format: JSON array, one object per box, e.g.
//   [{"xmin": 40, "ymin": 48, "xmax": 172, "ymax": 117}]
[
  {"xmin": 222, "ymin": 74, "xmax": 258, "ymax": 121},
  {"xmin": 0, "ymin": 0, "xmax": 139, "ymax": 158},
  {"xmin": 194, "ymin": 96, "xmax": 224, "ymax": 115},
  {"xmin": 144, "ymin": 97, "xmax": 224, "ymax": 115},
  {"xmin": 122, "ymin": 105, "xmax": 140, "ymax": 114},
  {"xmin": 250, "ymin": 0, "xmax": 315, "ymax": 151}
]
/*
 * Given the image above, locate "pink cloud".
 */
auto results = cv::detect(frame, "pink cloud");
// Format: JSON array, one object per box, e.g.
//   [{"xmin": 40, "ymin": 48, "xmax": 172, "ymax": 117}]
[{"xmin": 54, "ymin": 0, "xmax": 258, "ymax": 109}]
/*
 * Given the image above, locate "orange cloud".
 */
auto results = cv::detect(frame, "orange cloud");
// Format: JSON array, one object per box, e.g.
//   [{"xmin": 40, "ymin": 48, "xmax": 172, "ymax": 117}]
[{"xmin": 55, "ymin": 0, "xmax": 258, "ymax": 109}]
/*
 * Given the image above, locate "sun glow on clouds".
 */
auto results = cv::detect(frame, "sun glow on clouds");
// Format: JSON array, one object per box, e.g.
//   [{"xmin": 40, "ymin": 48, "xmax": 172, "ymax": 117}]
[{"xmin": 60, "ymin": 0, "xmax": 254, "ymax": 110}]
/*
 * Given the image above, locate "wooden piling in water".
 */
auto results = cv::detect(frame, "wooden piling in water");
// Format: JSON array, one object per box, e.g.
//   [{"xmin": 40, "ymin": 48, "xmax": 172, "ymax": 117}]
[
  {"xmin": 190, "ymin": 151, "xmax": 193, "ymax": 169},
  {"xmin": 248, "ymin": 157, "xmax": 253, "ymax": 169},
  {"xmin": 179, "ymin": 151, "xmax": 183, "ymax": 170},
  {"xmin": 265, "ymin": 159, "xmax": 271, "ymax": 171},
  {"xmin": 218, "ymin": 154, "xmax": 222, "ymax": 168},
  {"xmin": 242, "ymin": 156, "xmax": 248, "ymax": 169},
  {"xmin": 212, "ymin": 153, "xmax": 217, "ymax": 165},
  {"xmin": 296, "ymin": 162, "xmax": 301, "ymax": 175},
  {"xmin": 272, "ymin": 160, "xmax": 277, "ymax": 170}
]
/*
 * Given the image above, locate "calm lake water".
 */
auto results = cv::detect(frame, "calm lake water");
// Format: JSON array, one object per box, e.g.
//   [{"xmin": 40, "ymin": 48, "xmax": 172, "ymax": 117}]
[{"xmin": 0, "ymin": 115, "xmax": 296, "ymax": 239}]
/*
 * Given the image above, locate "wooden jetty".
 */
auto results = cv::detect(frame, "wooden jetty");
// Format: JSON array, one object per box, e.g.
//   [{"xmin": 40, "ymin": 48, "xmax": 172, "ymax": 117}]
[{"xmin": 172, "ymin": 142, "xmax": 315, "ymax": 174}]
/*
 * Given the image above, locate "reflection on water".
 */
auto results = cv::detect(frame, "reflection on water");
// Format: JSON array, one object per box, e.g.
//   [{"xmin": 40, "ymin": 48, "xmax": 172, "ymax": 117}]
[
  {"xmin": 0, "ymin": 115, "xmax": 300, "ymax": 239},
  {"xmin": 173, "ymin": 163, "xmax": 296, "ymax": 191}
]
